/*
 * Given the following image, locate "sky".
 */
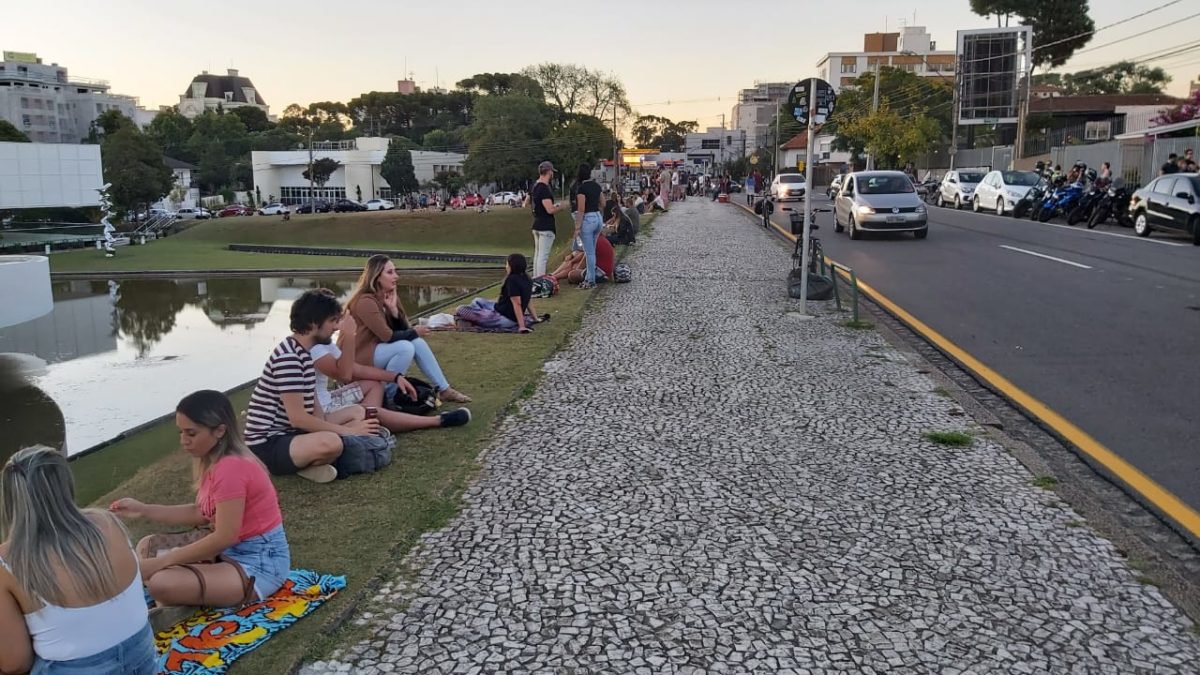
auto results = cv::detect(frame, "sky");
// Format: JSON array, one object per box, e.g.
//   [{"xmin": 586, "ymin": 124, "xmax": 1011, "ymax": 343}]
[{"xmin": 3, "ymin": 0, "xmax": 1198, "ymax": 132}]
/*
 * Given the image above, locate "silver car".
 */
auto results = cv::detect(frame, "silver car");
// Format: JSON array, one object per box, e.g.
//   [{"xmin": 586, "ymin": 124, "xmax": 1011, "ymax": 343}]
[
  {"xmin": 834, "ymin": 171, "xmax": 929, "ymax": 239},
  {"xmin": 937, "ymin": 169, "xmax": 986, "ymax": 209}
]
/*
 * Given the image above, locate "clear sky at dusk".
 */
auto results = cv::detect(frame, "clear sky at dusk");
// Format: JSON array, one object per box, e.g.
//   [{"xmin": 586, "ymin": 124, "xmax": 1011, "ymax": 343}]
[{"xmin": 3, "ymin": 0, "xmax": 1197, "ymax": 131}]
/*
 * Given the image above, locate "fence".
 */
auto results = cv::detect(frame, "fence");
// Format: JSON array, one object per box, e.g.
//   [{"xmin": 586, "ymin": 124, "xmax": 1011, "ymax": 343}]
[
  {"xmin": 1049, "ymin": 136, "xmax": 1200, "ymax": 188},
  {"xmin": 916, "ymin": 145, "xmax": 1013, "ymax": 175}
]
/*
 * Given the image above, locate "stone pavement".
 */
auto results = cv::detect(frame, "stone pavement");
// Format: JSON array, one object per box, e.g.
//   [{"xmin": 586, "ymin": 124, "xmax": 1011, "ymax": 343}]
[{"xmin": 303, "ymin": 198, "xmax": 1200, "ymax": 674}]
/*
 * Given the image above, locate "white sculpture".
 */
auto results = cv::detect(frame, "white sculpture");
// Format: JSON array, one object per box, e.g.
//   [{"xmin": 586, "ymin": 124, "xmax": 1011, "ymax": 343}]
[{"xmin": 97, "ymin": 182, "xmax": 116, "ymax": 258}]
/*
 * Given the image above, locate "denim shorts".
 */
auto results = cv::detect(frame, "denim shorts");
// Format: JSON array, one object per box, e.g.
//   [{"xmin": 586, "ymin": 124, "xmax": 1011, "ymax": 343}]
[
  {"xmin": 223, "ymin": 524, "xmax": 290, "ymax": 600},
  {"xmin": 33, "ymin": 622, "xmax": 155, "ymax": 674}
]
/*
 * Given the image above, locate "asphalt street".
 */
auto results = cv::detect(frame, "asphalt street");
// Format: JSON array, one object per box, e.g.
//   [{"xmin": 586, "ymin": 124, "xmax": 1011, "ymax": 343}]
[{"xmin": 765, "ymin": 195, "xmax": 1200, "ymax": 515}]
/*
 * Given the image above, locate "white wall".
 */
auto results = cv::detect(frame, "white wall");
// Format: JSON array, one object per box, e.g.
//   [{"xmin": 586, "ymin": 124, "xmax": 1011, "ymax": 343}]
[{"xmin": 0, "ymin": 142, "xmax": 103, "ymax": 209}]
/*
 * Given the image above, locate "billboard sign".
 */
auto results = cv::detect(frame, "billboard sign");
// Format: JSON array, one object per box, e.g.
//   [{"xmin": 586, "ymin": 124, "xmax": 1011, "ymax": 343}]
[{"xmin": 956, "ymin": 26, "xmax": 1032, "ymax": 126}]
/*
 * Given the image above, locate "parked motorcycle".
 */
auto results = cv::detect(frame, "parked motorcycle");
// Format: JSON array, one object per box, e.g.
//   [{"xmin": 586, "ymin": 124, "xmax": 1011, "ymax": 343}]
[
  {"xmin": 1037, "ymin": 180, "xmax": 1086, "ymax": 223},
  {"xmin": 1015, "ymin": 176, "xmax": 1050, "ymax": 220},
  {"xmin": 1067, "ymin": 173, "xmax": 1103, "ymax": 225},
  {"xmin": 1086, "ymin": 178, "xmax": 1133, "ymax": 229}
]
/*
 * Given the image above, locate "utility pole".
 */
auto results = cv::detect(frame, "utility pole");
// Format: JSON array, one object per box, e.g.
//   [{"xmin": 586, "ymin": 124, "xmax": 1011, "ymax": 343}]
[
  {"xmin": 950, "ymin": 61, "xmax": 960, "ymax": 170},
  {"xmin": 1014, "ymin": 65, "xmax": 1030, "ymax": 168},
  {"xmin": 307, "ymin": 126, "xmax": 315, "ymax": 213},
  {"xmin": 773, "ymin": 99, "xmax": 781, "ymax": 176},
  {"xmin": 866, "ymin": 58, "xmax": 881, "ymax": 170},
  {"xmin": 613, "ymin": 101, "xmax": 620, "ymax": 193}
]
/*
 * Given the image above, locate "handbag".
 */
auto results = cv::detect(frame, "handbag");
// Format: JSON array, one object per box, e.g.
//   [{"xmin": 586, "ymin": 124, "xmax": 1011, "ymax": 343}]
[{"xmin": 390, "ymin": 376, "xmax": 439, "ymax": 415}]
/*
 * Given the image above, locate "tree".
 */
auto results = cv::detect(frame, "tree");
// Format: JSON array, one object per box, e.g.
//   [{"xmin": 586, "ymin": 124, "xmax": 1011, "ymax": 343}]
[
  {"xmin": 456, "ymin": 72, "xmax": 544, "ymax": 99},
  {"xmin": 827, "ymin": 68, "xmax": 953, "ymax": 160},
  {"xmin": 969, "ymin": 0, "xmax": 1095, "ymax": 68},
  {"xmin": 85, "ymin": 110, "xmax": 137, "ymax": 144},
  {"xmin": 548, "ymin": 115, "xmax": 614, "ymax": 178},
  {"xmin": 631, "ymin": 115, "xmax": 697, "ymax": 151},
  {"xmin": 380, "ymin": 140, "xmax": 419, "ymax": 195},
  {"xmin": 1038, "ymin": 61, "xmax": 1171, "ymax": 95},
  {"xmin": 145, "ymin": 109, "xmax": 195, "ymax": 162},
  {"xmin": 302, "ymin": 157, "xmax": 341, "ymax": 187},
  {"xmin": 230, "ymin": 106, "xmax": 273, "ymax": 132},
  {"xmin": 101, "ymin": 127, "xmax": 174, "ymax": 213},
  {"xmin": 421, "ymin": 128, "xmax": 466, "ymax": 152},
  {"xmin": 521, "ymin": 63, "xmax": 631, "ymax": 120},
  {"xmin": 1155, "ymin": 89, "xmax": 1200, "ymax": 126},
  {"xmin": 834, "ymin": 105, "xmax": 942, "ymax": 169},
  {"xmin": 431, "ymin": 170, "xmax": 466, "ymax": 196},
  {"xmin": 0, "ymin": 119, "xmax": 30, "ymax": 142},
  {"xmin": 463, "ymin": 94, "xmax": 553, "ymax": 187}
]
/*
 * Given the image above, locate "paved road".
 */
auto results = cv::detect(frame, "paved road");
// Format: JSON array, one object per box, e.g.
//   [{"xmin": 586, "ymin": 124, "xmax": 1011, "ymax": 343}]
[
  {"xmin": 768, "ymin": 196, "xmax": 1200, "ymax": 516},
  {"xmin": 306, "ymin": 198, "xmax": 1200, "ymax": 674}
]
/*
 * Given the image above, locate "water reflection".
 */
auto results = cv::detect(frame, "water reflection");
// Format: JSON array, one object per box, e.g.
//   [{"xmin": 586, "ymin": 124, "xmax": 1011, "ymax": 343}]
[{"xmin": 0, "ymin": 274, "xmax": 491, "ymax": 457}]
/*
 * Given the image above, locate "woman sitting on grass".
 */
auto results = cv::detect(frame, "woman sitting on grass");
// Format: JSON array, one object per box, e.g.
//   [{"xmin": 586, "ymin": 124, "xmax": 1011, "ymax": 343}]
[
  {"xmin": 348, "ymin": 255, "xmax": 472, "ymax": 403},
  {"xmin": 110, "ymin": 390, "xmax": 290, "ymax": 633},
  {"xmin": 493, "ymin": 253, "xmax": 538, "ymax": 333},
  {"xmin": 1, "ymin": 446, "xmax": 155, "ymax": 675}
]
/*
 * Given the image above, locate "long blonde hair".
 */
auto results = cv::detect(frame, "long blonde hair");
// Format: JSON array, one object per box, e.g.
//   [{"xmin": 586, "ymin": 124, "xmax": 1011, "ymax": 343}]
[
  {"xmin": 1, "ymin": 446, "xmax": 125, "ymax": 607},
  {"xmin": 348, "ymin": 254, "xmax": 407, "ymax": 322},
  {"xmin": 176, "ymin": 390, "xmax": 258, "ymax": 487}
]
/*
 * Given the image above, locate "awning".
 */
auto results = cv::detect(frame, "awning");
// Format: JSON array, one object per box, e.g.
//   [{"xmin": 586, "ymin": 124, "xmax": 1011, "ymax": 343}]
[{"xmin": 1114, "ymin": 117, "xmax": 1200, "ymax": 140}]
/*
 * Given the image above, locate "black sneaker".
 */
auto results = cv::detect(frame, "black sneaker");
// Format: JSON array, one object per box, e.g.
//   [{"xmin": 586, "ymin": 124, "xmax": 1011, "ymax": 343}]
[{"xmin": 439, "ymin": 408, "xmax": 471, "ymax": 428}]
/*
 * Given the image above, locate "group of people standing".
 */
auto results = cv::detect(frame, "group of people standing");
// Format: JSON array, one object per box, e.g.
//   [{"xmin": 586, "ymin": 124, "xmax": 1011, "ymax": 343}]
[{"xmin": 0, "ymin": 254, "xmax": 481, "ymax": 673}]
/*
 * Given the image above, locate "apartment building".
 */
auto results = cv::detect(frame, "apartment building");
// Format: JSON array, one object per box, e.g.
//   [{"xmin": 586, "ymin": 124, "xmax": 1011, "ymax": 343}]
[
  {"xmin": 816, "ymin": 26, "xmax": 955, "ymax": 94},
  {"xmin": 731, "ymin": 82, "xmax": 793, "ymax": 154}
]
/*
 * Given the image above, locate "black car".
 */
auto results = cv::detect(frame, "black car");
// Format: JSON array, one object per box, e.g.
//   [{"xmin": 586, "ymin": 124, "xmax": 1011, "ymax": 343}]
[
  {"xmin": 333, "ymin": 199, "xmax": 367, "ymax": 213},
  {"xmin": 1128, "ymin": 173, "xmax": 1200, "ymax": 245},
  {"xmin": 294, "ymin": 199, "xmax": 332, "ymax": 214}
]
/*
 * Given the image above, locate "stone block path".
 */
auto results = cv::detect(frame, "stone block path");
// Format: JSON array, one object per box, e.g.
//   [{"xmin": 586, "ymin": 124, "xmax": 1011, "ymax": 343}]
[{"xmin": 304, "ymin": 198, "xmax": 1200, "ymax": 674}]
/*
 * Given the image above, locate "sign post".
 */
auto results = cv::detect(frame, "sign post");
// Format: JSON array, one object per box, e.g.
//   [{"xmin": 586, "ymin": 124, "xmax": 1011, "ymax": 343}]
[{"xmin": 787, "ymin": 78, "xmax": 836, "ymax": 316}]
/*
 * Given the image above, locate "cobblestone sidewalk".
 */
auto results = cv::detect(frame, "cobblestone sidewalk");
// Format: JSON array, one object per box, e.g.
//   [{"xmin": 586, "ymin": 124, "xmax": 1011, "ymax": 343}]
[{"xmin": 304, "ymin": 199, "xmax": 1200, "ymax": 674}]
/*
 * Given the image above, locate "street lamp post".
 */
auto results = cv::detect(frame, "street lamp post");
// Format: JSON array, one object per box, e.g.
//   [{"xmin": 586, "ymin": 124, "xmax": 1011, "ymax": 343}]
[{"xmin": 307, "ymin": 127, "xmax": 315, "ymax": 214}]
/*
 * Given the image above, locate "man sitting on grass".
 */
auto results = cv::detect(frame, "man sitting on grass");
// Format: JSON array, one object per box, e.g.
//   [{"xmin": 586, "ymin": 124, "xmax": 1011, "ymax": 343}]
[{"xmin": 245, "ymin": 289, "xmax": 382, "ymax": 483}]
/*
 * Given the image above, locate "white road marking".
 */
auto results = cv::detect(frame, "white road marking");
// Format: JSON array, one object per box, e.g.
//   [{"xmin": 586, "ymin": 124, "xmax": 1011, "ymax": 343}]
[
  {"xmin": 999, "ymin": 245, "xmax": 1094, "ymax": 269},
  {"xmin": 935, "ymin": 205, "xmax": 1190, "ymax": 247}
]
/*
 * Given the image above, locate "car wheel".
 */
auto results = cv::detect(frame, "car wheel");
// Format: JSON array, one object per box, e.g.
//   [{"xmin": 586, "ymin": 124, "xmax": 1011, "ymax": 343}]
[
  {"xmin": 1134, "ymin": 212, "xmax": 1151, "ymax": 237},
  {"xmin": 914, "ymin": 227, "xmax": 928, "ymax": 239},
  {"xmin": 935, "ymin": 193, "xmax": 944, "ymax": 208},
  {"xmin": 849, "ymin": 216, "xmax": 862, "ymax": 240},
  {"xmin": 997, "ymin": 198, "xmax": 1005, "ymax": 215},
  {"xmin": 954, "ymin": 195, "xmax": 962, "ymax": 210},
  {"xmin": 1190, "ymin": 215, "xmax": 1200, "ymax": 246},
  {"xmin": 834, "ymin": 210, "xmax": 845, "ymax": 233},
  {"xmin": 972, "ymin": 195, "xmax": 981, "ymax": 212}
]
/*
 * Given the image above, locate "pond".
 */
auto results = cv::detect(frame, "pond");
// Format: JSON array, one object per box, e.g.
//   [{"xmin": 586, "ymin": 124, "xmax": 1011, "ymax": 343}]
[{"xmin": 0, "ymin": 273, "xmax": 495, "ymax": 460}]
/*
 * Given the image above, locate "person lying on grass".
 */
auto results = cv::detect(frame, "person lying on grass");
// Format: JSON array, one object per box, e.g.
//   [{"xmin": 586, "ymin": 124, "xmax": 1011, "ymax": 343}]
[
  {"xmin": 310, "ymin": 290, "xmax": 471, "ymax": 430},
  {"xmin": 1, "ymin": 446, "xmax": 156, "ymax": 675},
  {"xmin": 110, "ymin": 390, "xmax": 291, "ymax": 634}
]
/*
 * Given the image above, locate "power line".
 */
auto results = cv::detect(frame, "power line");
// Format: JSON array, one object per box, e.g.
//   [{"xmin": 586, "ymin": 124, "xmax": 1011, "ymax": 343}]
[{"xmin": 1070, "ymin": 10, "xmax": 1200, "ymax": 57}]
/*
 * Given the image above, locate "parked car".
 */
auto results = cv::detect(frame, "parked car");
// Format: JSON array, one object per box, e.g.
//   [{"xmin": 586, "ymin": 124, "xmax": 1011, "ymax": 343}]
[
  {"xmin": 365, "ymin": 199, "xmax": 395, "ymax": 211},
  {"xmin": 218, "ymin": 204, "xmax": 254, "ymax": 217},
  {"xmin": 936, "ymin": 169, "xmax": 986, "ymax": 209},
  {"xmin": 833, "ymin": 171, "xmax": 928, "ymax": 240},
  {"xmin": 258, "ymin": 202, "xmax": 290, "ymax": 216},
  {"xmin": 1128, "ymin": 173, "xmax": 1200, "ymax": 245},
  {"xmin": 826, "ymin": 174, "xmax": 846, "ymax": 199},
  {"xmin": 490, "ymin": 191, "xmax": 520, "ymax": 206},
  {"xmin": 463, "ymin": 194, "xmax": 484, "ymax": 207},
  {"xmin": 333, "ymin": 198, "xmax": 367, "ymax": 212},
  {"xmin": 175, "ymin": 207, "xmax": 213, "ymax": 220},
  {"xmin": 972, "ymin": 170, "xmax": 1040, "ymax": 215},
  {"xmin": 295, "ymin": 199, "xmax": 333, "ymax": 214},
  {"xmin": 770, "ymin": 173, "xmax": 807, "ymax": 201}
]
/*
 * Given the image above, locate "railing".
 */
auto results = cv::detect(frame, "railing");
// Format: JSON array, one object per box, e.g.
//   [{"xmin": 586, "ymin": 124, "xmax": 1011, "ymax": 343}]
[{"xmin": 0, "ymin": 68, "xmax": 109, "ymax": 89}]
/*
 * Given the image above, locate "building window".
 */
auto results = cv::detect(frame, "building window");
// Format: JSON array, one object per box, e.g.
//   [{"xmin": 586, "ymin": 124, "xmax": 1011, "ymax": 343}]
[
  {"xmin": 21, "ymin": 114, "xmax": 31, "ymax": 127},
  {"xmin": 224, "ymin": 92, "xmax": 233, "ymax": 102},
  {"xmin": 1084, "ymin": 121, "xmax": 1111, "ymax": 141},
  {"xmin": 20, "ymin": 97, "xmax": 29, "ymax": 108},
  {"xmin": 700, "ymin": 139, "xmax": 720, "ymax": 149},
  {"xmin": 841, "ymin": 62, "xmax": 857, "ymax": 74}
]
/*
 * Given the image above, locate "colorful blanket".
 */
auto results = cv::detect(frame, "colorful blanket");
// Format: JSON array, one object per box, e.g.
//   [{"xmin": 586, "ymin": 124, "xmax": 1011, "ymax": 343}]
[{"xmin": 154, "ymin": 570, "xmax": 345, "ymax": 674}]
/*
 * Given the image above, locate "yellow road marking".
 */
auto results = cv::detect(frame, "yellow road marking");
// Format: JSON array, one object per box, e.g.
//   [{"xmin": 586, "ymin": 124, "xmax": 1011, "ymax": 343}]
[{"xmin": 734, "ymin": 199, "xmax": 1200, "ymax": 538}]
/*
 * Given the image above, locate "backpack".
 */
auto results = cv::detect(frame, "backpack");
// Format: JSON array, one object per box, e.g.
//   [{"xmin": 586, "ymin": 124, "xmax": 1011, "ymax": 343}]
[
  {"xmin": 334, "ymin": 433, "xmax": 392, "ymax": 477},
  {"xmin": 614, "ymin": 263, "xmax": 632, "ymax": 283},
  {"xmin": 531, "ymin": 275, "xmax": 559, "ymax": 298},
  {"xmin": 390, "ymin": 376, "xmax": 439, "ymax": 415}
]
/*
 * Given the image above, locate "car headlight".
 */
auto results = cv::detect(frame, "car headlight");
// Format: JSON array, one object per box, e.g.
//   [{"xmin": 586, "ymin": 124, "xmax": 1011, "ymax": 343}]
[
  {"xmin": 856, "ymin": 205, "xmax": 876, "ymax": 215},
  {"xmin": 915, "ymin": 204, "xmax": 927, "ymax": 214}
]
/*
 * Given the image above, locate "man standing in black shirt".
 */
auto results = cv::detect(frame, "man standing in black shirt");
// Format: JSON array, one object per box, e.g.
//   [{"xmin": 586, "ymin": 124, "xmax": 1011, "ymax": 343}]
[
  {"xmin": 528, "ymin": 161, "xmax": 564, "ymax": 277},
  {"xmin": 1161, "ymin": 153, "xmax": 1180, "ymax": 176}
]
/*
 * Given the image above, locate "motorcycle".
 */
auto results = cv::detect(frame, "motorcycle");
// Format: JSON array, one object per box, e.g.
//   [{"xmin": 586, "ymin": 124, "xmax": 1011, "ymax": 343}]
[
  {"xmin": 1086, "ymin": 179, "xmax": 1133, "ymax": 229},
  {"xmin": 1067, "ymin": 180, "xmax": 1105, "ymax": 226},
  {"xmin": 1014, "ymin": 176, "xmax": 1050, "ymax": 220},
  {"xmin": 1037, "ymin": 180, "xmax": 1085, "ymax": 222}
]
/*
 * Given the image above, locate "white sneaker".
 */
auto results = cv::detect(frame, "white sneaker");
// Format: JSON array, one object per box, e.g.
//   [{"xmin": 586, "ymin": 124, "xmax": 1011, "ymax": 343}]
[{"xmin": 296, "ymin": 464, "xmax": 337, "ymax": 483}]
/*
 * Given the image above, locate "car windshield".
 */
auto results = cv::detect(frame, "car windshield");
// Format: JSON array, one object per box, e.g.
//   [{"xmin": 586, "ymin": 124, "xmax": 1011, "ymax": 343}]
[
  {"xmin": 858, "ymin": 175, "xmax": 915, "ymax": 194},
  {"xmin": 1002, "ymin": 171, "xmax": 1039, "ymax": 186},
  {"xmin": 959, "ymin": 172, "xmax": 984, "ymax": 183},
  {"xmin": 779, "ymin": 175, "xmax": 805, "ymax": 183}
]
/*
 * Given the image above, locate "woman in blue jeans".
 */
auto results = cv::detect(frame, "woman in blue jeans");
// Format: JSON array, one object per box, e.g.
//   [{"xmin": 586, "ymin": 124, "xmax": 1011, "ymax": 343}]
[
  {"xmin": 348, "ymin": 255, "xmax": 471, "ymax": 403},
  {"xmin": 573, "ymin": 162, "xmax": 605, "ymax": 289},
  {"xmin": 1, "ymin": 446, "xmax": 155, "ymax": 674}
]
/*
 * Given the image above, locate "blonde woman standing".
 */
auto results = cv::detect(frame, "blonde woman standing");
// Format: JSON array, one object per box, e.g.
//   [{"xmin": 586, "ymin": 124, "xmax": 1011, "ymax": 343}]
[{"xmin": 1, "ymin": 446, "xmax": 155, "ymax": 674}]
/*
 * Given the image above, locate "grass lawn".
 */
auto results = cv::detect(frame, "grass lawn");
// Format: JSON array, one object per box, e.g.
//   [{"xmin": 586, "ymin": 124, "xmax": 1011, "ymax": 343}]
[
  {"xmin": 69, "ymin": 213, "xmax": 658, "ymax": 673},
  {"xmin": 50, "ymin": 208, "xmax": 574, "ymax": 274}
]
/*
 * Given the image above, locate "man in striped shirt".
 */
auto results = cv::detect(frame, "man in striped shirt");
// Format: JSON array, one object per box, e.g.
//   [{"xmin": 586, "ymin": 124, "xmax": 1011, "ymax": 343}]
[{"xmin": 246, "ymin": 290, "xmax": 380, "ymax": 483}]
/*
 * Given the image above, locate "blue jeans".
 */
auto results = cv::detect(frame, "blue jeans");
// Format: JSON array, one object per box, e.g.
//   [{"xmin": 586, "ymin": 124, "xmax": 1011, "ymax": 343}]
[
  {"xmin": 373, "ymin": 337, "xmax": 450, "ymax": 391},
  {"xmin": 33, "ymin": 623, "xmax": 155, "ymax": 674},
  {"xmin": 223, "ymin": 524, "xmax": 290, "ymax": 600},
  {"xmin": 580, "ymin": 211, "xmax": 603, "ymax": 284}
]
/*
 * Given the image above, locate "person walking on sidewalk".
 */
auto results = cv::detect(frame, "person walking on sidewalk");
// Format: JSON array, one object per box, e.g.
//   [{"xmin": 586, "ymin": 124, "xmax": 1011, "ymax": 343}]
[
  {"xmin": 658, "ymin": 168, "xmax": 672, "ymax": 212},
  {"xmin": 574, "ymin": 163, "xmax": 605, "ymax": 289},
  {"xmin": 528, "ymin": 161, "xmax": 563, "ymax": 277}
]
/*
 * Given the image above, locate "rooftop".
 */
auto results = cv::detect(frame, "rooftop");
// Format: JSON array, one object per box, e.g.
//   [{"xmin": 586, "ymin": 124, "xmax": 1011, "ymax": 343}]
[{"xmin": 1030, "ymin": 94, "xmax": 1183, "ymax": 114}]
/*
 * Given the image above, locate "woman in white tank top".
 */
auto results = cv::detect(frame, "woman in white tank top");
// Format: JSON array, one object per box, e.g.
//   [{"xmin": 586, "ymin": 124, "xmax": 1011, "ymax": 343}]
[{"xmin": 0, "ymin": 446, "xmax": 155, "ymax": 674}]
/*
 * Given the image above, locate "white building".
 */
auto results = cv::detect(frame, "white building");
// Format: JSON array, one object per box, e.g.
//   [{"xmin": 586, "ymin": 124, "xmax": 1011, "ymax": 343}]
[
  {"xmin": 178, "ymin": 69, "xmax": 270, "ymax": 120},
  {"xmin": 153, "ymin": 156, "xmax": 199, "ymax": 210},
  {"xmin": 251, "ymin": 137, "xmax": 466, "ymax": 204},
  {"xmin": 0, "ymin": 141, "xmax": 102, "ymax": 209},
  {"xmin": 0, "ymin": 51, "xmax": 153, "ymax": 143},
  {"xmin": 816, "ymin": 26, "xmax": 956, "ymax": 94},
  {"xmin": 685, "ymin": 127, "xmax": 747, "ymax": 172},
  {"xmin": 731, "ymin": 82, "xmax": 793, "ymax": 153}
]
